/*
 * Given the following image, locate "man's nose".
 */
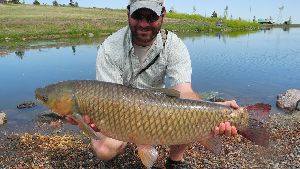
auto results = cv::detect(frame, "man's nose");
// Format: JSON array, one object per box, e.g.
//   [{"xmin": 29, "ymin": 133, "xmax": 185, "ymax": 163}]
[{"xmin": 138, "ymin": 18, "xmax": 150, "ymax": 27}]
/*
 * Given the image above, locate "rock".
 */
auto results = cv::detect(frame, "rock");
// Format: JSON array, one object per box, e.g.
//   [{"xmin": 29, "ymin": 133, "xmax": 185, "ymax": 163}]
[
  {"xmin": 17, "ymin": 101, "xmax": 36, "ymax": 109},
  {"xmin": 277, "ymin": 89, "xmax": 300, "ymax": 112},
  {"xmin": 0, "ymin": 111, "xmax": 7, "ymax": 126},
  {"xmin": 87, "ymin": 33, "xmax": 94, "ymax": 37}
]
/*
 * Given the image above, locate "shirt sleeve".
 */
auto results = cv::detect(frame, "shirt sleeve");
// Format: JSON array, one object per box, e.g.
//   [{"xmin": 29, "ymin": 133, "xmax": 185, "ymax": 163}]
[
  {"xmin": 96, "ymin": 44, "xmax": 123, "ymax": 84},
  {"xmin": 166, "ymin": 35, "xmax": 192, "ymax": 87}
]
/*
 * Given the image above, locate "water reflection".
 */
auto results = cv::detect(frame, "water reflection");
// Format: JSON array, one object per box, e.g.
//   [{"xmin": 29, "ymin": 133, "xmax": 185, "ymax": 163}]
[
  {"xmin": 184, "ymin": 28, "xmax": 300, "ymax": 113},
  {"xmin": 15, "ymin": 51, "xmax": 25, "ymax": 59},
  {"xmin": 72, "ymin": 46, "xmax": 76, "ymax": 55},
  {"xmin": 282, "ymin": 27, "xmax": 290, "ymax": 32},
  {"xmin": 11, "ymin": 46, "xmax": 79, "ymax": 59}
]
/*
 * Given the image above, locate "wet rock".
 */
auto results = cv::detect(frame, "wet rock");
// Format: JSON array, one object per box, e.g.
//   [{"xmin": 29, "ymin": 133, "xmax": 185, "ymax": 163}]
[
  {"xmin": 0, "ymin": 111, "xmax": 7, "ymax": 126},
  {"xmin": 200, "ymin": 91, "xmax": 226, "ymax": 102},
  {"xmin": 277, "ymin": 89, "xmax": 300, "ymax": 112},
  {"xmin": 87, "ymin": 33, "xmax": 94, "ymax": 37},
  {"xmin": 35, "ymin": 112, "xmax": 64, "ymax": 124},
  {"xmin": 17, "ymin": 101, "xmax": 36, "ymax": 109}
]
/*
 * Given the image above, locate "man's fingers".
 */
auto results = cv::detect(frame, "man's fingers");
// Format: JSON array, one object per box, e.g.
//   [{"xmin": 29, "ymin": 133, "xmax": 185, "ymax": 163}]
[
  {"xmin": 83, "ymin": 115, "xmax": 91, "ymax": 124},
  {"xmin": 65, "ymin": 116, "xmax": 78, "ymax": 125},
  {"xmin": 215, "ymin": 100, "xmax": 239, "ymax": 109},
  {"xmin": 231, "ymin": 126, "xmax": 237, "ymax": 136},
  {"xmin": 219, "ymin": 122, "xmax": 225, "ymax": 134},
  {"xmin": 90, "ymin": 123, "xmax": 100, "ymax": 132},
  {"xmin": 225, "ymin": 122, "xmax": 231, "ymax": 136},
  {"xmin": 228, "ymin": 100, "xmax": 239, "ymax": 109},
  {"xmin": 214, "ymin": 126, "xmax": 220, "ymax": 136}
]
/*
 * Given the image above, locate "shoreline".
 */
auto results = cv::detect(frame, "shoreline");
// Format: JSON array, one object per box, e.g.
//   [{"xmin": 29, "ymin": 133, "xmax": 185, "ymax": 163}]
[{"xmin": 1, "ymin": 4, "xmax": 259, "ymax": 43}]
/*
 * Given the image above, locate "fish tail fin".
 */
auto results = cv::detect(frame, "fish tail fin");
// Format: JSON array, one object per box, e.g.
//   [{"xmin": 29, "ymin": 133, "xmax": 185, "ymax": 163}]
[
  {"xmin": 239, "ymin": 103, "xmax": 271, "ymax": 147},
  {"xmin": 137, "ymin": 145, "xmax": 158, "ymax": 169}
]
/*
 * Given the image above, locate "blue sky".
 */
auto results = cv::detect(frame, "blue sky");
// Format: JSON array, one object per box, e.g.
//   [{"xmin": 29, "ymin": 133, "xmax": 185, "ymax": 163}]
[{"xmin": 34, "ymin": 0, "xmax": 299, "ymax": 24}]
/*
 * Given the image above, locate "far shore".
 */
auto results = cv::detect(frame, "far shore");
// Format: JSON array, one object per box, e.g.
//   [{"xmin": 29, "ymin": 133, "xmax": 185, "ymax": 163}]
[
  {"xmin": 1, "ymin": 4, "xmax": 260, "ymax": 42},
  {"xmin": 1, "ymin": 4, "xmax": 298, "ymax": 55}
]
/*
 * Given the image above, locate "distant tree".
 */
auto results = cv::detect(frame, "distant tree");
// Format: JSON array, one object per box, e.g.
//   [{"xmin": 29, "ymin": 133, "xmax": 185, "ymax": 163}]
[
  {"xmin": 223, "ymin": 5, "xmax": 228, "ymax": 19},
  {"xmin": 33, "ymin": 0, "xmax": 40, "ymax": 5},
  {"xmin": 52, "ymin": 0, "xmax": 58, "ymax": 6},
  {"xmin": 69, "ymin": 0, "xmax": 74, "ymax": 6},
  {"xmin": 22, "ymin": 0, "xmax": 25, "ymax": 4},
  {"xmin": 169, "ymin": 6, "xmax": 176, "ymax": 13},
  {"xmin": 193, "ymin": 5, "xmax": 196, "ymax": 14},
  {"xmin": 12, "ymin": 0, "xmax": 21, "ymax": 4},
  {"xmin": 253, "ymin": 16, "xmax": 256, "ymax": 22},
  {"xmin": 211, "ymin": 11, "xmax": 217, "ymax": 18},
  {"xmin": 74, "ymin": 2, "xmax": 78, "ymax": 7}
]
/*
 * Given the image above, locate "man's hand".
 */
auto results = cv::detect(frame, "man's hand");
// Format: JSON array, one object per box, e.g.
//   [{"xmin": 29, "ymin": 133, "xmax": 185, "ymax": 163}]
[
  {"xmin": 214, "ymin": 100, "xmax": 239, "ymax": 136},
  {"xmin": 65, "ymin": 115, "xmax": 100, "ymax": 132}
]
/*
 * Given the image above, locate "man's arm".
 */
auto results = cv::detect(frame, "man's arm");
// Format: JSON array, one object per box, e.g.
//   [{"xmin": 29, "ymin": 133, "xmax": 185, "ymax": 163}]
[{"xmin": 172, "ymin": 83, "xmax": 238, "ymax": 136}]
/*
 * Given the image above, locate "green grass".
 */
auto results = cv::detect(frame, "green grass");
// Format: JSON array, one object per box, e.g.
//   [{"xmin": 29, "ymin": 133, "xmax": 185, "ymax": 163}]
[
  {"xmin": 0, "ymin": 4, "xmax": 259, "ymax": 42},
  {"xmin": 0, "ymin": 4, "xmax": 127, "ymax": 41}
]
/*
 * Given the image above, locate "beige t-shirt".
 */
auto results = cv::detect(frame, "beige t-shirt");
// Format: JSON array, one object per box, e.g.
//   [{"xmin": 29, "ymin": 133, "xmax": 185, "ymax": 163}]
[{"xmin": 133, "ymin": 44, "xmax": 152, "ymax": 64}]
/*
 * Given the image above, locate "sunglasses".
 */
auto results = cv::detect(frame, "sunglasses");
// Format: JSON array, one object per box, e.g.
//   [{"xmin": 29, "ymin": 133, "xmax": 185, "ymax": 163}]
[{"xmin": 131, "ymin": 12, "xmax": 160, "ymax": 23}]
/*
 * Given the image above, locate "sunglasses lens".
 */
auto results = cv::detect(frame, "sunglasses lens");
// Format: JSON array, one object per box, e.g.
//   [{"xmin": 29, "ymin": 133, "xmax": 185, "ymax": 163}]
[
  {"xmin": 149, "ymin": 14, "xmax": 159, "ymax": 22},
  {"xmin": 131, "ymin": 12, "xmax": 159, "ymax": 22}
]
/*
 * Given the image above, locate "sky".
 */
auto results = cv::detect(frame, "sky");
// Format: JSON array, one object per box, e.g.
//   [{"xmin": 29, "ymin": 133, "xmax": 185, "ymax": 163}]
[{"xmin": 34, "ymin": 0, "xmax": 299, "ymax": 24}]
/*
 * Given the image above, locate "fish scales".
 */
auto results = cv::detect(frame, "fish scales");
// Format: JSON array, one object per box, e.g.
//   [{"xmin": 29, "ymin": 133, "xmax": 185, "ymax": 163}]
[{"xmin": 69, "ymin": 80, "xmax": 247, "ymax": 145}]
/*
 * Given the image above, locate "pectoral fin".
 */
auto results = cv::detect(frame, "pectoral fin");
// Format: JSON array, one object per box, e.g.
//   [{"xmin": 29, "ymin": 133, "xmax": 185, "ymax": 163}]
[
  {"xmin": 137, "ymin": 145, "xmax": 158, "ymax": 169},
  {"xmin": 72, "ymin": 113, "xmax": 100, "ymax": 140},
  {"xmin": 199, "ymin": 134, "xmax": 222, "ymax": 154}
]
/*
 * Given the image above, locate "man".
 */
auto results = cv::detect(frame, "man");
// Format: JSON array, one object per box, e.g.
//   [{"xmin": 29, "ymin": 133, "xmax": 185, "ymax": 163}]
[{"xmin": 67, "ymin": 0, "xmax": 239, "ymax": 168}]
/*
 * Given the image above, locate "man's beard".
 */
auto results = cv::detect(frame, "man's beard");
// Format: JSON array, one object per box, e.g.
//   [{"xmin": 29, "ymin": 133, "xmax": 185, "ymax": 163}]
[{"xmin": 130, "ymin": 25, "xmax": 161, "ymax": 44}]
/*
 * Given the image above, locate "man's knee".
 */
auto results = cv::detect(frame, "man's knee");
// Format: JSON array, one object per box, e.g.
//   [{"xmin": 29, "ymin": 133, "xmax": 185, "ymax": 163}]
[
  {"xmin": 91, "ymin": 138, "xmax": 127, "ymax": 161},
  {"xmin": 93, "ymin": 143, "xmax": 116, "ymax": 161}
]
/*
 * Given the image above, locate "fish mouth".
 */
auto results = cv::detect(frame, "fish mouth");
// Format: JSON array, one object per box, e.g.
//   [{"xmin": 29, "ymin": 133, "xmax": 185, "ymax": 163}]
[{"xmin": 35, "ymin": 88, "xmax": 48, "ymax": 102}]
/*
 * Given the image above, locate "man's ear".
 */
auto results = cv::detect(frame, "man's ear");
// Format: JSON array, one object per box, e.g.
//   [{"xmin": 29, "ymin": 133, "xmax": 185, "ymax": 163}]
[
  {"xmin": 127, "ymin": 5, "xmax": 130, "ymax": 17},
  {"xmin": 161, "ymin": 7, "xmax": 166, "ymax": 17}
]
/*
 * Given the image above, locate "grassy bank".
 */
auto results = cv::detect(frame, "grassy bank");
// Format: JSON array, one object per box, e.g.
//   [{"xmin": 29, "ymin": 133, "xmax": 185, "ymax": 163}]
[
  {"xmin": 0, "ymin": 4, "xmax": 260, "ymax": 42},
  {"xmin": 0, "ymin": 4, "xmax": 127, "ymax": 41}
]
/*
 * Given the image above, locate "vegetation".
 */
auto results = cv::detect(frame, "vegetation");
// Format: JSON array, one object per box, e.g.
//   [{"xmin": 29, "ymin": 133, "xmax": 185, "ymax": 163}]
[
  {"xmin": 165, "ymin": 12, "xmax": 259, "ymax": 32},
  {"xmin": 52, "ymin": 0, "xmax": 58, "ymax": 6},
  {"xmin": 12, "ymin": 0, "xmax": 21, "ymax": 4},
  {"xmin": 0, "ymin": 4, "xmax": 260, "ymax": 43},
  {"xmin": 33, "ymin": 0, "xmax": 40, "ymax": 5}
]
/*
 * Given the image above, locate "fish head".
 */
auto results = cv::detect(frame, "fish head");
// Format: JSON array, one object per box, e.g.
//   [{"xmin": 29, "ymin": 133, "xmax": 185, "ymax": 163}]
[{"xmin": 35, "ymin": 81, "xmax": 75, "ymax": 116}]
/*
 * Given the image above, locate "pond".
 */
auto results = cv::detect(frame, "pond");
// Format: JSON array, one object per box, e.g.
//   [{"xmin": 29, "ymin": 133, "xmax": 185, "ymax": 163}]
[{"xmin": 0, "ymin": 28, "xmax": 299, "ymax": 132}]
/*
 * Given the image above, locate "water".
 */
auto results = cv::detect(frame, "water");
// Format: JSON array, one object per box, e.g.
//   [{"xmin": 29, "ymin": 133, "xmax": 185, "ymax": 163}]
[
  {"xmin": 184, "ymin": 28, "xmax": 300, "ymax": 110},
  {"xmin": 0, "ymin": 28, "xmax": 300, "ymax": 131}
]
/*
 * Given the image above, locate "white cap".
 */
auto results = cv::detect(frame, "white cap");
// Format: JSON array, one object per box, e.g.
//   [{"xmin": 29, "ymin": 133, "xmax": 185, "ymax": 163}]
[{"xmin": 128, "ymin": 0, "xmax": 164, "ymax": 16}]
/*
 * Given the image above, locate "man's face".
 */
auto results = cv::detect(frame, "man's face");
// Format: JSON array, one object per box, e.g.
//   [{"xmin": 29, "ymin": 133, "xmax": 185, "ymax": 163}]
[{"xmin": 128, "ymin": 8, "xmax": 165, "ymax": 45}]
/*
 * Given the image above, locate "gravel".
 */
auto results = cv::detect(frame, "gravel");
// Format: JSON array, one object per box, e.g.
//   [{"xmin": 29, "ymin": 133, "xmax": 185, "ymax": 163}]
[{"xmin": 0, "ymin": 112, "xmax": 299, "ymax": 169}]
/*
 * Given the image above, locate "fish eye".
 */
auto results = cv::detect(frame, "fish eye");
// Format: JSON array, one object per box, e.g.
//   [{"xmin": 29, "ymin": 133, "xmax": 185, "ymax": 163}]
[{"xmin": 42, "ymin": 96, "xmax": 48, "ymax": 102}]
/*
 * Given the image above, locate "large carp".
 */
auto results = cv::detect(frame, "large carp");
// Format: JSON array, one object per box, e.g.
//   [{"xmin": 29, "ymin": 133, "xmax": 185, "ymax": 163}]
[{"xmin": 35, "ymin": 80, "xmax": 270, "ymax": 168}]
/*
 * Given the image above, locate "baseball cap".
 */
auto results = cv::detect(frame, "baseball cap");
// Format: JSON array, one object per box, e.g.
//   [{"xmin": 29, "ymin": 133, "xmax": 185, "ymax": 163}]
[{"xmin": 128, "ymin": 0, "xmax": 164, "ymax": 16}]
